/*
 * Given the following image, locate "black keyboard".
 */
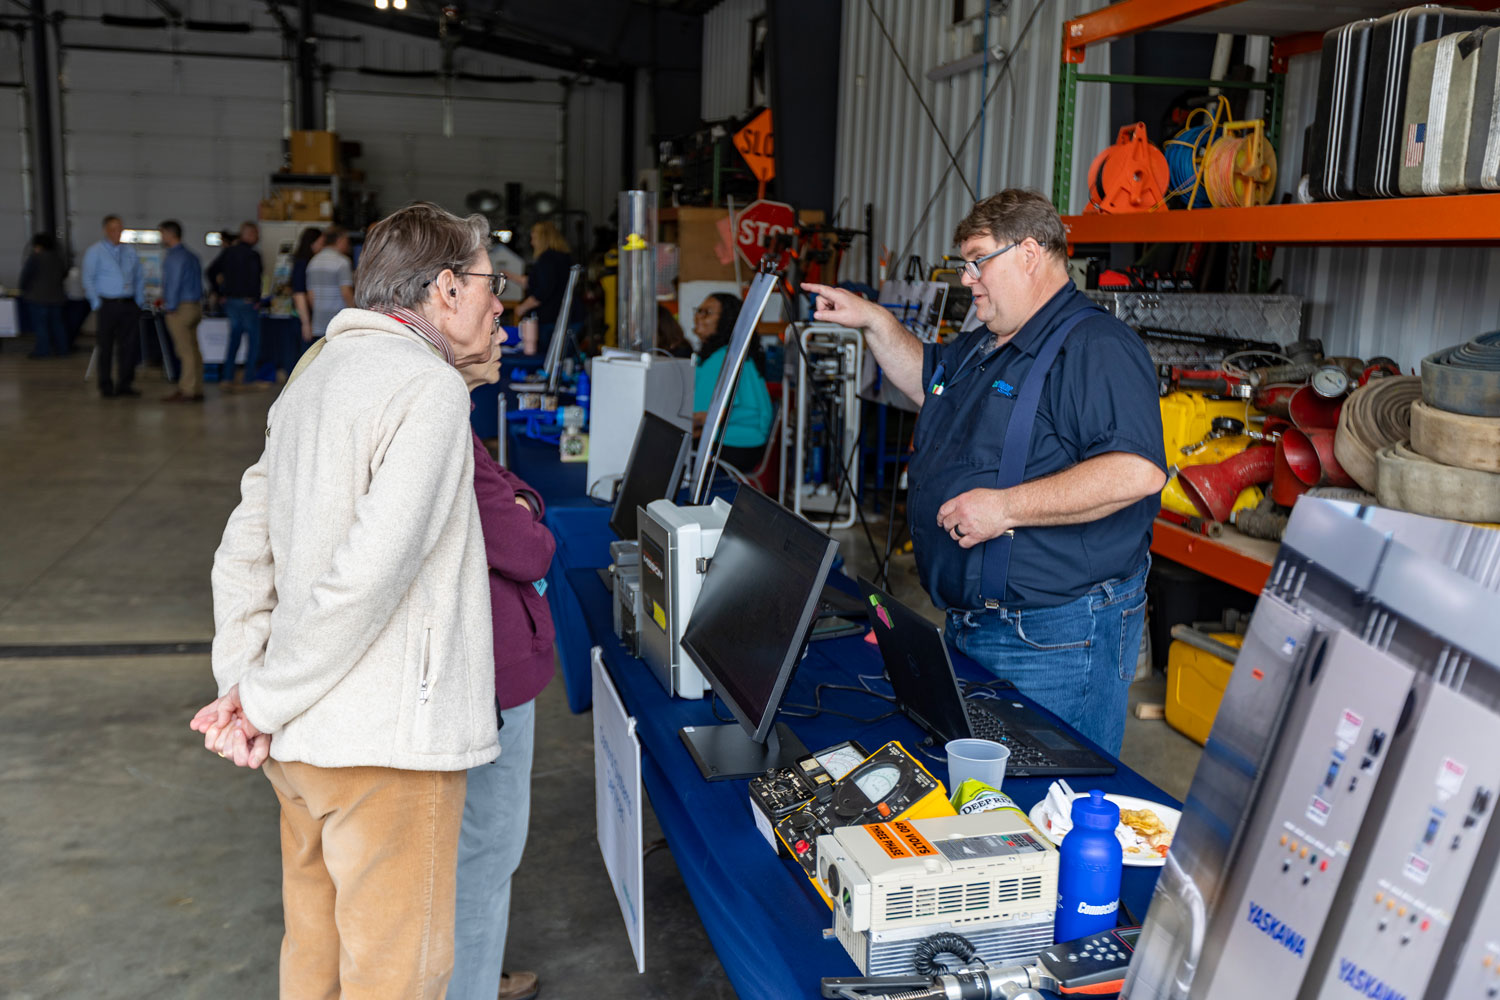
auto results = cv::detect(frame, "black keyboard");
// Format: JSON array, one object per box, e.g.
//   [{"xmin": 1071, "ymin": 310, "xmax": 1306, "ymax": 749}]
[{"xmin": 964, "ymin": 702, "xmax": 1058, "ymax": 771}]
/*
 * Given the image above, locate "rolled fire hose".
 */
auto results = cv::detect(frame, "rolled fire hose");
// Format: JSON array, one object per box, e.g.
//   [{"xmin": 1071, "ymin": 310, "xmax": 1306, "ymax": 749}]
[
  {"xmin": 1334, "ymin": 376, "xmax": 1422, "ymax": 493},
  {"xmin": 1421, "ymin": 331, "xmax": 1500, "ymax": 417},
  {"xmin": 1376, "ymin": 440, "xmax": 1500, "ymax": 522},
  {"xmin": 1410, "ymin": 399, "xmax": 1500, "ymax": 474}
]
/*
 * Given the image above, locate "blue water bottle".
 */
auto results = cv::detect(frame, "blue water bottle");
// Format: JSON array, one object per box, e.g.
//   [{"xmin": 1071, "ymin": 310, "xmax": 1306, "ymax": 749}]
[{"xmin": 1054, "ymin": 790, "xmax": 1124, "ymax": 941}]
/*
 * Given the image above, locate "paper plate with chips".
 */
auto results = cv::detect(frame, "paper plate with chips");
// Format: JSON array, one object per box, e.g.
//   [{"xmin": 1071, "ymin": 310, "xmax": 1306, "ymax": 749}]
[{"xmin": 1028, "ymin": 791, "xmax": 1181, "ymax": 868}]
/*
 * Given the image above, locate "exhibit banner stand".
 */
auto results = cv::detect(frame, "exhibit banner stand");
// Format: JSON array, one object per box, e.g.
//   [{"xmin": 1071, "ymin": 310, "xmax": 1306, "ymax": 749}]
[{"xmin": 592, "ymin": 646, "xmax": 646, "ymax": 973}]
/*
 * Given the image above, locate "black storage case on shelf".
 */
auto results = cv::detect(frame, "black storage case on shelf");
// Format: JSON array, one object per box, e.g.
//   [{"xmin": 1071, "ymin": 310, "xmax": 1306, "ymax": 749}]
[
  {"xmin": 1356, "ymin": 5, "xmax": 1500, "ymax": 198},
  {"xmin": 1309, "ymin": 19, "xmax": 1378, "ymax": 201}
]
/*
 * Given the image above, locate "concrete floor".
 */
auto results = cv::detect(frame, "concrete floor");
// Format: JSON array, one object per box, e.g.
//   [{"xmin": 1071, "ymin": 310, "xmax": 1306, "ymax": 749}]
[{"xmin": 0, "ymin": 341, "xmax": 1202, "ymax": 998}]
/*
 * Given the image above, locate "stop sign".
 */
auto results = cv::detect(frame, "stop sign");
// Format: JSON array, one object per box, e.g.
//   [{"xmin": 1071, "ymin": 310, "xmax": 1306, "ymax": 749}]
[{"xmin": 733, "ymin": 199, "xmax": 797, "ymax": 270}]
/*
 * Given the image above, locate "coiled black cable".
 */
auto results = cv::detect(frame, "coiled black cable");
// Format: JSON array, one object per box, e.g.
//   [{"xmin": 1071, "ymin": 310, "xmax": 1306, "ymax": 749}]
[{"xmin": 911, "ymin": 931, "xmax": 980, "ymax": 977}]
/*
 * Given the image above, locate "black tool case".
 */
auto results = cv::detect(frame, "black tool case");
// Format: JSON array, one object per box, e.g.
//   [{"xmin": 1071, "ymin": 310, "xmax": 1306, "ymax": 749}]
[
  {"xmin": 1309, "ymin": 18, "xmax": 1377, "ymax": 201},
  {"xmin": 1357, "ymin": 5, "xmax": 1500, "ymax": 198}
]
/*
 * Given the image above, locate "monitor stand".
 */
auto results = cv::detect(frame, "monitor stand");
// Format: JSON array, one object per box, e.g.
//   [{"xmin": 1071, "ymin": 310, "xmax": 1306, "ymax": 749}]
[{"xmin": 679, "ymin": 721, "xmax": 808, "ymax": 782}]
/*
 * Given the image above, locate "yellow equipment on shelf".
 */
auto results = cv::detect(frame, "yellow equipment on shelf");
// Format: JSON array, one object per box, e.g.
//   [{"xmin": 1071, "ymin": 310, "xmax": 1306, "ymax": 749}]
[
  {"xmin": 1165, "ymin": 631, "xmax": 1244, "ymax": 745},
  {"xmin": 1159, "ymin": 392, "xmax": 1266, "ymax": 519}
]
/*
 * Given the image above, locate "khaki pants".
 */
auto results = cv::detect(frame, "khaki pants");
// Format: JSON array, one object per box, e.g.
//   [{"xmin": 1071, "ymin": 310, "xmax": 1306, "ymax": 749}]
[
  {"xmin": 164, "ymin": 302, "xmax": 204, "ymax": 397},
  {"xmin": 262, "ymin": 760, "xmax": 466, "ymax": 1000}
]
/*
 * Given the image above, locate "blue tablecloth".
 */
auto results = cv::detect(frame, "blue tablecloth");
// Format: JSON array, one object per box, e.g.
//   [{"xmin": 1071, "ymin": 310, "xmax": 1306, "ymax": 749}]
[
  {"xmin": 566, "ymin": 563, "xmax": 1174, "ymax": 999},
  {"xmin": 517, "ymin": 434, "xmax": 1174, "ymax": 998}
]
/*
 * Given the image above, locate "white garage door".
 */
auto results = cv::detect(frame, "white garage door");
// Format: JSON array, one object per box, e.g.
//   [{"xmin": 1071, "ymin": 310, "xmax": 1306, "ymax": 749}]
[
  {"xmin": 62, "ymin": 49, "xmax": 283, "ymax": 261},
  {"xmin": 329, "ymin": 90, "xmax": 562, "ymax": 218},
  {"xmin": 0, "ymin": 87, "xmax": 32, "ymax": 286}
]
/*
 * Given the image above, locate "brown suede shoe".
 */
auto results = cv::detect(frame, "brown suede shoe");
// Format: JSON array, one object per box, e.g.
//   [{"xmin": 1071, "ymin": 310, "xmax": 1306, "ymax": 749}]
[{"xmin": 498, "ymin": 970, "xmax": 539, "ymax": 1000}]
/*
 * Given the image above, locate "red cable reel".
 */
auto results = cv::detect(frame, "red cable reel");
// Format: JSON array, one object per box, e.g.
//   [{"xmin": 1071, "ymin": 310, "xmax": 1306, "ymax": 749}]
[{"xmin": 1086, "ymin": 123, "xmax": 1172, "ymax": 214}]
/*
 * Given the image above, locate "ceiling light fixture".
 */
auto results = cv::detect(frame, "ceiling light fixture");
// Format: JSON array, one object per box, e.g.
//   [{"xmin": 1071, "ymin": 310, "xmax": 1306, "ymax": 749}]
[
  {"xmin": 374, "ymin": 0, "xmax": 388, "ymax": 9},
  {"xmin": 393, "ymin": 0, "xmax": 407, "ymax": 8}
]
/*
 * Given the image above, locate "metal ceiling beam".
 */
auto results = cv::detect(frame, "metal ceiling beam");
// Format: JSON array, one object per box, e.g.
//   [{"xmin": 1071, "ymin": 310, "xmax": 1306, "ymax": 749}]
[
  {"xmin": 147, "ymin": 0, "xmax": 183, "ymax": 22},
  {"xmin": 311, "ymin": 0, "xmax": 631, "ymax": 82}
]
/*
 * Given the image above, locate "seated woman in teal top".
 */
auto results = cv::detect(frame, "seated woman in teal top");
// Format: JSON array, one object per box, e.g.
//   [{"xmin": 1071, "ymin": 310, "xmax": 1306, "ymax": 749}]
[{"xmin": 692, "ymin": 293, "xmax": 774, "ymax": 471}]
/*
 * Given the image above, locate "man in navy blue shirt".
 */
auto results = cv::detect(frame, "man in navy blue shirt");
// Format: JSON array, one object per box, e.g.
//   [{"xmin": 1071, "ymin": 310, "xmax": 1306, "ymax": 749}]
[
  {"xmin": 81, "ymin": 214, "xmax": 146, "ymax": 398},
  {"xmin": 159, "ymin": 220, "xmax": 205, "ymax": 402},
  {"xmin": 206, "ymin": 221, "xmax": 265, "ymax": 391},
  {"xmin": 805, "ymin": 190, "xmax": 1166, "ymax": 755}
]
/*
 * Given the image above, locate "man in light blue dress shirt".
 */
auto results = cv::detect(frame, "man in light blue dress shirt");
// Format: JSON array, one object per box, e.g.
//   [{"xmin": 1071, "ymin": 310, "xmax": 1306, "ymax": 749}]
[{"xmin": 81, "ymin": 214, "xmax": 146, "ymax": 398}]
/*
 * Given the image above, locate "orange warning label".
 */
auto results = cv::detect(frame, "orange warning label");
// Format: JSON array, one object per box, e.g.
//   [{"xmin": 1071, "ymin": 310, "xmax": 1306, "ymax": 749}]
[
  {"xmin": 891, "ymin": 820, "xmax": 939, "ymax": 857},
  {"xmin": 867, "ymin": 823, "xmax": 911, "ymax": 859}
]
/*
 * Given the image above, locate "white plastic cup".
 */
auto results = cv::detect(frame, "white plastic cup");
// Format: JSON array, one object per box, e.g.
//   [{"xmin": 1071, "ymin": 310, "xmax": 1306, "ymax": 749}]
[{"xmin": 946, "ymin": 738, "xmax": 1011, "ymax": 791}]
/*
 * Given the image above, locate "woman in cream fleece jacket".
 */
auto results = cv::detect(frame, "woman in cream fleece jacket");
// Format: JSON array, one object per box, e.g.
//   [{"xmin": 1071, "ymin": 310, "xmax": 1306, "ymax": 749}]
[{"xmin": 192, "ymin": 203, "xmax": 506, "ymax": 1000}]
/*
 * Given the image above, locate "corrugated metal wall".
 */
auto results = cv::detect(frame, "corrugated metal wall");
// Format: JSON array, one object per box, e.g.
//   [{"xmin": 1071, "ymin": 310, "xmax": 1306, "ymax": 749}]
[
  {"xmin": 834, "ymin": 0, "xmax": 1110, "ymax": 276},
  {"xmin": 1272, "ymin": 50, "xmax": 1500, "ymax": 368},
  {"xmin": 701, "ymin": 0, "xmax": 765, "ymax": 121},
  {"xmin": 566, "ymin": 81, "xmax": 627, "ymax": 238}
]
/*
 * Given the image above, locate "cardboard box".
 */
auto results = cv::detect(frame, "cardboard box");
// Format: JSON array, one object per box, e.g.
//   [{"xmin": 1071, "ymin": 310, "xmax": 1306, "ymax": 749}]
[{"xmin": 290, "ymin": 130, "xmax": 340, "ymax": 175}]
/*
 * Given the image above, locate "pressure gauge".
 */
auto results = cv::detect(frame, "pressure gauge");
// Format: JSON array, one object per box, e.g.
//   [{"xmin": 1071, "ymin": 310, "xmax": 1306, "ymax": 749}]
[{"xmin": 1311, "ymin": 364, "xmax": 1351, "ymax": 399}]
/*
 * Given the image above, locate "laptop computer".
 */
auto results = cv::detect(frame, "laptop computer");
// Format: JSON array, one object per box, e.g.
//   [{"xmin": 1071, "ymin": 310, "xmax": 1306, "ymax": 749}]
[{"xmin": 856, "ymin": 578, "xmax": 1116, "ymax": 779}]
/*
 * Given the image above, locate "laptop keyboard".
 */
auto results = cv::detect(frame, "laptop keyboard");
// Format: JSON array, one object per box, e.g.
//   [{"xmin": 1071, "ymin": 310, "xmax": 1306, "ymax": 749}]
[{"xmin": 964, "ymin": 702, "xmax": 1061, "ymax": 771}]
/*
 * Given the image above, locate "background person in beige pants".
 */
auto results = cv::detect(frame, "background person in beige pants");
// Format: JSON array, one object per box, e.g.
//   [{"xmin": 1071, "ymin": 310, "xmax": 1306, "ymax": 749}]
[
  {"xmin": 190, "ymin": 203, "xmax": 507, "ymax": 1000},
  {"xmin": 158, "ymin": 220, "xmax": 204, "ymax": 401}
]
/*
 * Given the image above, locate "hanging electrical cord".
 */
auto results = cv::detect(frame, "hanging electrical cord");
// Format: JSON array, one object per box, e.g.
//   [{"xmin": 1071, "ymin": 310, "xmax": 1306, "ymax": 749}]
[
  {"xmin": 893, "ymin": 0, "xmax": 1054, "ymax": 270},
  {"xmin": 864, "ymin": 0, "xmax": 977, "ymax": 204}
]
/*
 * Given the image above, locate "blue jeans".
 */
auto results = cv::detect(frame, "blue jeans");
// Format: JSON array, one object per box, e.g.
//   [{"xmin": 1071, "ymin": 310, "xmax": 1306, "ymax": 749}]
[
  {"xmin": 28, "ymin": 303, "xmax": 66, "ymax": 356},
  {"xmin": 450, "ymin": 699, "xmax": 535, "ymax": 1000},
  {"xmin": 946, "ymin": 560, "xmax": 1149, "ymax": 757},
  {"xmin": 223, "ymin": 299, "xmax": 262, "ymax": 383}
]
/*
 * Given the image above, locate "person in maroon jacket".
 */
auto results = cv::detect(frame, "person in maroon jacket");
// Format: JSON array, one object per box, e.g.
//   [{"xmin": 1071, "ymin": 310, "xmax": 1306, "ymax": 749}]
[{"xmin": 451, "ymin": 338, "xmax": 556, "ymax": 1000}]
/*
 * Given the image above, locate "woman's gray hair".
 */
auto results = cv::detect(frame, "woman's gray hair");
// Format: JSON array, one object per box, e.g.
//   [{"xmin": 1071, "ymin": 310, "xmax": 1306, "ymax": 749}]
[{"xmin": 354, "ymin": 202, "xmax": 490, "ymax": 311}]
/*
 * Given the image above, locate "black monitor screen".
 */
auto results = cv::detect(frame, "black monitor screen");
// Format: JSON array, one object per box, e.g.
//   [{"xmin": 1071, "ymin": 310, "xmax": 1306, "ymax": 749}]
[
  {"xmin": 609, "ymin": 412, "xmax": 690, "ymax": 541},
  {"xmin": 681, "ymin": 486, "xmax": 838, "ymax": 741}
]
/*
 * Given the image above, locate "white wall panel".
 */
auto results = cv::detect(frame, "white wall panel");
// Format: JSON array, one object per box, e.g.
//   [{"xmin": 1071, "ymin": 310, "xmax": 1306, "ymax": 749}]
[
  {"xmin": 2, "ymin": 82, "xmax": 33, "ymax": 286},
  {"xmin": 835, "ymin": 0, "xmax": 1110, "ymax": 276},
  {"xmin": 45, "ymin": 0, "xmax": 620, "ymax": 249},
  {"xmin": 1270, "ymin": 50, "xmax": 1500, "ymax": 366},
  {"xmin": 60, "ymin": 49, "xmax": 283, "ymax": 264},
  {"xmin": 702, "ymin": 0, "xmax": 765, "ymax": 121},
  {"xmin": 328, "ymin": 91, "xmax": 561, "ymax": 220}
]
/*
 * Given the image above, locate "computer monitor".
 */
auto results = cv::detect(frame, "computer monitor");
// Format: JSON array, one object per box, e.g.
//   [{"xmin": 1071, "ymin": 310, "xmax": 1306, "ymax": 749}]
[
  {"xmin": 678, "ymin": 485, "xmax": 837, "ymax": 780},
  {"xmin": 609, "ymin": 411, "xmax": 691, "ymax": 541},
  {"xmin": 543, "ymin": 264, "xmax": 583, "ymax": 395},
  {"xmin": 688, "ymin": 270, "xmax": 779, "ymax": 504}
]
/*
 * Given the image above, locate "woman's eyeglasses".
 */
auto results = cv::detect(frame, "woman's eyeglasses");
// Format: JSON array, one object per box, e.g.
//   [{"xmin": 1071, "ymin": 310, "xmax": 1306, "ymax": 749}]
[{"xmin": 424, "ymin": 271, "xmax": 507, "ymax": 297}]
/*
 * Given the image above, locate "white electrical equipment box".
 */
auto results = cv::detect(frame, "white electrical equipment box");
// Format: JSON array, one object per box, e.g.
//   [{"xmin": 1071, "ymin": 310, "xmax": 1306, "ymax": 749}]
[
  {"xmin": 636, "ymin": 497, "xmax": 731, "ymax": 699},
  {"xmin": 585, "ymin": 353, "xmax": 693, "ymax": 501},
  {"xmin": 816, "ymin": 812, "xmax": 1059, "ymax": 976}
]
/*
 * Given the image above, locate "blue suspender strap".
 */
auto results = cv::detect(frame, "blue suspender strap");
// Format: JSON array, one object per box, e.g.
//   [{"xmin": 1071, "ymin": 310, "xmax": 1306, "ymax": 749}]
[{"xmin": 978, "ymin": 308, "xmax": 1099, "ymax": 607}]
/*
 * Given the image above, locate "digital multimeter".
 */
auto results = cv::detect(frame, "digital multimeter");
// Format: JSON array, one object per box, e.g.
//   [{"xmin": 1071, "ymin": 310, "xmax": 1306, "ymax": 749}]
[
  {"xmin": 749, "ymin": 740, "xmax": 869, "ymax": 856},
  {"xmin": 1037, "ymin": 925, "xmax": 1141, "ymax": 995},
  {"xmin": 774, "ymin": 741, "xmax": 955, "ymax": 902}
]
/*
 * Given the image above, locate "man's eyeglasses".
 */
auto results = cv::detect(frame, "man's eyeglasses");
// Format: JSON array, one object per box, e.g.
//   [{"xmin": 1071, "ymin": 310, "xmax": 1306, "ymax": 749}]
[
  {"xmin": 424, "ymin": 270, "xmax": 506, "ymax": 297},
  {"xmin": 960, "ymin": 241, "xmax": 1043, "ymax": 280}
]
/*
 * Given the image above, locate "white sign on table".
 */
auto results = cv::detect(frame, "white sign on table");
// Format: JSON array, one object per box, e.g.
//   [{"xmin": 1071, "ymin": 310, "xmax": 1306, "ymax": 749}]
[
  {"xmin": 197, "ymin": 316, "xmax": 249, "ymax": 365},
  {"xmin": 592, "ymin": 646, "xmax": 645, "ymax": 973},
  {"xmin": 0, "ymin": 298, "xmax": 18, "ymax": 338}
]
